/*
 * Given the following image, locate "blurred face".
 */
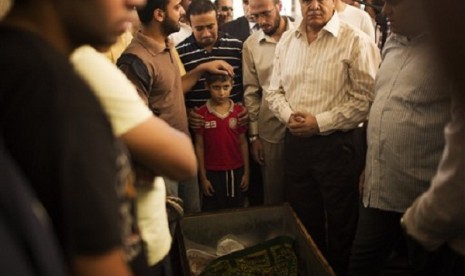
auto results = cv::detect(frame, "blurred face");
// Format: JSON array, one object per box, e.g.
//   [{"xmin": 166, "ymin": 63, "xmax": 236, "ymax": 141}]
[
  {"xmin": 217, "ymin": 0, "xmax": 234, "ymax": 23},
  {"xmin": 0, "ymin": 0, "xmax": 12, "ymax": 20},
  {"xmin": 249, "ymin": 0, "xmax": 281, "ymax": 36},
  {"xmin": 207, "ymin": 80, "xmax": 232, "ymax": 104},
  {"xmin": 161, "ymin": 0, "xmax": 184, "ymax": 36},
  {"xmin": 190, "ymin": 10, "xmax": 218, "ymax": 49},
  {"xmin": 300, "ymin": 0, "xmax": 335, "ymax": 31},
  {"xmin": 63, "ymin": 0, "xmax": 146, "ymax": 49},
  {"xmin": 382, "ymin": 0, "xmax": 423, "ymax": 36}
]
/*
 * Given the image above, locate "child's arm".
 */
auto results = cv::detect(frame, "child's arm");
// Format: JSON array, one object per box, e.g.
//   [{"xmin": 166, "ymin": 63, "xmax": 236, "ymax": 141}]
[
  {"xmin": 195, "ymin": 132, "xmax": 214, "ymax": 196},
  {"xmin": 239, "ymin": 133, "xmax": 250, "ymax": 191}
]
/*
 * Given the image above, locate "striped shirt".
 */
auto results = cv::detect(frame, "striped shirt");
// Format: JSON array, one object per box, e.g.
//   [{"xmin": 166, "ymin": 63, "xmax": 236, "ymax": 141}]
[
  {"xmin": 176, "ymin": 32, "xmax": 243, "ymax": 108},
  {"xmin": 243, "ymin": 17, "xmax": 295, "ymax": 143},
  {"xmin": 266, "ymin": 12, "xmax": 380, "ymax": 134},
  {"xmin": 363, "ymin": 34, "xmax": 451, "ymax": 212}
]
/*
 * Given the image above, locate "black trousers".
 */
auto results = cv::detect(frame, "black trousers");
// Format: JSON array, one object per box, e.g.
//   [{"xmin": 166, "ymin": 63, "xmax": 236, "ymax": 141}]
[
  {"xmin": 284, "ymin": 129, "xmax": 365, "ymax": 276},
  {"xmin": 202, "ymin": 167, "xmax": 245, "ymax": 212},
  {"xmin": 348, "ymin": 205, "xmax": 408, "ymax": 276}
]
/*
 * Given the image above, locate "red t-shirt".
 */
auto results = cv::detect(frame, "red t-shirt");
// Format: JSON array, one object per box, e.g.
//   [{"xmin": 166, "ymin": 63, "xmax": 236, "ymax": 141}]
[{"xmin": 196, "ymin": 101, "xmax": 247, "ymax": 171}]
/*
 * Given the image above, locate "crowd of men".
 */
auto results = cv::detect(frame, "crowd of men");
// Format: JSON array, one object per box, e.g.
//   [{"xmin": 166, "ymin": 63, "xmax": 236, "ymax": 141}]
[{"xmin": 0, "ymin": 0, "xmax": 463, "ymax": 275}]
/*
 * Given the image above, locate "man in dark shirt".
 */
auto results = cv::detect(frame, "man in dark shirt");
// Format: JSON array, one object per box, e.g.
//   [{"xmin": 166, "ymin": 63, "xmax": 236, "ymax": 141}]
[
  {"xmin": 176, "ymin": 0, "xmax": 244, "ymax": 112},
  {"xmin": 0, "ymin": 0, "xmax": 144, "ymax": 275}
]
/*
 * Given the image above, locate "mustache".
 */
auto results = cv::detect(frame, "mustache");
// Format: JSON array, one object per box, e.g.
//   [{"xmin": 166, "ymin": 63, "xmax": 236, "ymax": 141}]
[{"xmin": 307, "ymin": 11, "xmax": 322, "ymax": 16}]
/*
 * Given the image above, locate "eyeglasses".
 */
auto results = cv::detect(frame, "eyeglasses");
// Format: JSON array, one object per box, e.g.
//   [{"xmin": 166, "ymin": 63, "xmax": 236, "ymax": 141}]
[
  {"xmin": 220, "ymin": 6, "xmax": 234, "ymax": 12},
  {"xmin": 250, "ymin": 9, "xmax": 274, "ymax": 20}
]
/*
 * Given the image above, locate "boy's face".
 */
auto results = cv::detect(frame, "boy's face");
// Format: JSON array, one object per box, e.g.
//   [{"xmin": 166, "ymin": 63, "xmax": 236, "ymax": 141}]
[{"xmin": 206, "ymin": 80, "xmax": 232, "ymax": 104}]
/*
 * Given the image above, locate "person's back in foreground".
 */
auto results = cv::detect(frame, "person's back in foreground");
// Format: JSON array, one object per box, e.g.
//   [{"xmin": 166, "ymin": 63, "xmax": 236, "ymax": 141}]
[{"xmin": 0, "ymin": 0, "xmax": 145, "ymax": 275}]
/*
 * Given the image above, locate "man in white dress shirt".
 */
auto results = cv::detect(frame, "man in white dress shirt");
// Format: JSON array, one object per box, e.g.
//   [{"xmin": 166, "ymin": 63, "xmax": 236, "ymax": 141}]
[{"xmin": 266, "ymin": 0, "xmax": 380, "ymax": 274}]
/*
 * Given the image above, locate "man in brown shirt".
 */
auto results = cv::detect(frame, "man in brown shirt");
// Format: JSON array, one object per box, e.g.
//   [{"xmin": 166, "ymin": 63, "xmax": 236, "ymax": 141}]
[{"xmin": 118, "ymin": 0, "xmax": 233, "ymax": 214}]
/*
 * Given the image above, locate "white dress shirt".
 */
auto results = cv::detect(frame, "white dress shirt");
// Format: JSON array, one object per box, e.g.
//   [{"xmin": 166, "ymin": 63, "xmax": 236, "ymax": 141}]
[
  {"xmin": 243, "ymin": 17, "xmax": 295, "ymax": 142},
  {"xmin": 266, "ymin": 12, "xmax": 380, "ymax": 133}
]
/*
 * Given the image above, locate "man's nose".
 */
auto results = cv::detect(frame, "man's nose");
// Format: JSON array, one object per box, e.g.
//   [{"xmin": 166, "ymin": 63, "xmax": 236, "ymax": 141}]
[
  {"xmin": 307, "ymin": 0, "xmax": 320, "ymax": 10},
  {"xmin": 257, "ymin": 16, "xmax": 267, "ymax": 25},
  {"xmin": 202, "ymin": 29, "xmax": 212, "ymax": 37}
]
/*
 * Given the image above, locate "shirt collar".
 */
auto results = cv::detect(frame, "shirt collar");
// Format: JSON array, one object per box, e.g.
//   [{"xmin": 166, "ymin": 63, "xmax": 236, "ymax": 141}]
[
  {"xmin": 390, "ymin": 32, "xmax": 428, "ymax": 46},
  {"xmin": 189, "ymin": 31, "xmax": 227, "ymax": 50},
  {"xmin": 295, "ymin": 11, "xmax": 340, "ymax": 39},
  {"xmin": 206, "ymin": 99, "xmax": 234, "ymax": 115},
  {"xmin": 135, "ymin": 30, "xmax": 170, "ymax": 55}
]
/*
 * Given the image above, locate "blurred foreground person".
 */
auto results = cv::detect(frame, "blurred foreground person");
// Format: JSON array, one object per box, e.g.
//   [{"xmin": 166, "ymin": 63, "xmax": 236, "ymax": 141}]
[
  {"xmin": 0, "ymin": 0, "xmax": 145, "ymax": 275},
  {"xmin": 349, "ymin": 0, "xmax": 451, "ymax": 274},
  {"xmin": 402, "ymin": 0, "xmax": 465, "ymax": 274}
]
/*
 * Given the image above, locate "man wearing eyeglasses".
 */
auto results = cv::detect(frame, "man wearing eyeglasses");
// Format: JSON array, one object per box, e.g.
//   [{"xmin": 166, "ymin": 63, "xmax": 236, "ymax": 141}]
[
  {"xmin": 243, "ymin": 0, "xmax": 295, "ymax": 207},
  {"xmin": 215, "ymin": 0, "xmax": 234, "ymax": 27},
  {"xmin": 266, "ymin": 0, "xmax": 380, "ymax": 274}
]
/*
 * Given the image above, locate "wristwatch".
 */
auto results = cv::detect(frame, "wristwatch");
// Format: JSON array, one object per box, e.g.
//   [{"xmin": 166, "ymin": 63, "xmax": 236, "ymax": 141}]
[{"xmin": 249, "ymin": 135, "xmax": 258, "ymax": 143}]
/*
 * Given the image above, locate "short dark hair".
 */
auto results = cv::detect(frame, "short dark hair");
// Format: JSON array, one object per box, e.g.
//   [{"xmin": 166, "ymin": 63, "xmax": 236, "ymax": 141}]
[
  {"xmin": 187, "ymin": 0, "xmax": 217, "ymax": 22},
  {"xmin": 137, "ymin": 0, "xmax": 170, "ymax": 25},
  {"xmin": 204, "ymin": 72, "xmax": 232, "ymax": 85}
]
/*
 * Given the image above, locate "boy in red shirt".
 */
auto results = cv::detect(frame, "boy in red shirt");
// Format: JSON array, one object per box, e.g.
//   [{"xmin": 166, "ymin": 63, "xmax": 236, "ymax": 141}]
[{"xmin": 195, "ymin": 73, "xmax": 250, "ymax": 211}]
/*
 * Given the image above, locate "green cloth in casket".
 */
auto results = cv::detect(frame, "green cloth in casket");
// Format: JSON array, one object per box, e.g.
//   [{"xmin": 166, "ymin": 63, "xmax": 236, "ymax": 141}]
[{"xmin": 200, "ymin": 236, "xmax": 298, "ymax": 276}]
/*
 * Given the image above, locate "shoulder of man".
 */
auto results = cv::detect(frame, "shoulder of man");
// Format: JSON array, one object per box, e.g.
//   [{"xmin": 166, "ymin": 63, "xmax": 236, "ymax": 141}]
[
  {"xmin": 219, "ymin": 31, "xmax": 243, "ymax": 46},
  {"xmin": 175, "ymin": 34, "xmax": 196, "ymax": 53},
  {"xmin": 116, "ymin": 53, "xmax": 152, "ymax": 93}
]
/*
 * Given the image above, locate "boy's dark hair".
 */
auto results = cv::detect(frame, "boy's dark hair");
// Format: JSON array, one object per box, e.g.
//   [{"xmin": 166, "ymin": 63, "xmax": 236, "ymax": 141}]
[
  {"xmin": 204, "ymin": 72, "xmax": 232, "ymax": 85},
  {"xmin": 187, "ymin": 0, "xmax": 217, "ymax": 22},
  {"xmin": 138, "ymin": 0, "xmax": 170, "ymax": 25}
]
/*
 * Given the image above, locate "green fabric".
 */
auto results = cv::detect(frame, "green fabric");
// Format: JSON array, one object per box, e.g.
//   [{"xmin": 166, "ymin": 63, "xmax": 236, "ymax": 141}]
[{"xmin": 200, "ymin": 236, "xmax": 298, "ymax": 276}]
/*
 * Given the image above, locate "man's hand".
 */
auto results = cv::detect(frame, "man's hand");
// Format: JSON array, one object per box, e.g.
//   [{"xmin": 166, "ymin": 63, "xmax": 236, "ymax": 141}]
[
  {"xmin": 240, "ymin": 173, "xmax": 250, "ymax": 192},
  {"xmin": 200, "ymin": 178, "xmax": 215, "ymax": 196},
  {"xmin": 251, "ymin": 138, "xmax": 265, "ymax": 165},
  {"xmin": 237, "ymin": 105, "xmax": 249, "ymax": 126},
  {"xmin": 200, "ymin": 60, "xmax": 234, "ymax": 77},
  {"xmin": 188, "ymin": 107, "xmax": 205, "ymax": 129},
  {"xmin": 288, "ymin": 111, "xmax": 320, "ymax": 137}
]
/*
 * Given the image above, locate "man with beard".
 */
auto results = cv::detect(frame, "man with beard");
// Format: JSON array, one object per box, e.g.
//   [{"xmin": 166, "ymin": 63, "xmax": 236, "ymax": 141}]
[
  {"xmin": 118, "ymin": 0, "xmax": 232, "ymax": 216},
  {"xmin": 170, "ymin": 0, "xmax": 193, "ymax": 45},
  {"xmin": 265, "ymin": 0, "xmax": 380, "ymax": 274},
  {"xmin": 243, "ymin": 0, "xmax": 295, "ymax": 205}
]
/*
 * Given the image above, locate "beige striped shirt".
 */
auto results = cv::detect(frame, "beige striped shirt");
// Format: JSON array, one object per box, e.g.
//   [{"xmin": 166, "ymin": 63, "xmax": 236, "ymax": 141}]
[{"xmin": 266, "ymin": 12, "xmax": 380, "ymax": 133}]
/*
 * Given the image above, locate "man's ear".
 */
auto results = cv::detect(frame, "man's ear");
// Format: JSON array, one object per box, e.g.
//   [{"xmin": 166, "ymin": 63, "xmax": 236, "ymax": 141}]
[
  {"xmin": 154, "ymin": 9, "xmax": 165, "ymax": 23},
  {"xmin": 204, "ymin": 82, "xmax": 210, "ymax": 90}
]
